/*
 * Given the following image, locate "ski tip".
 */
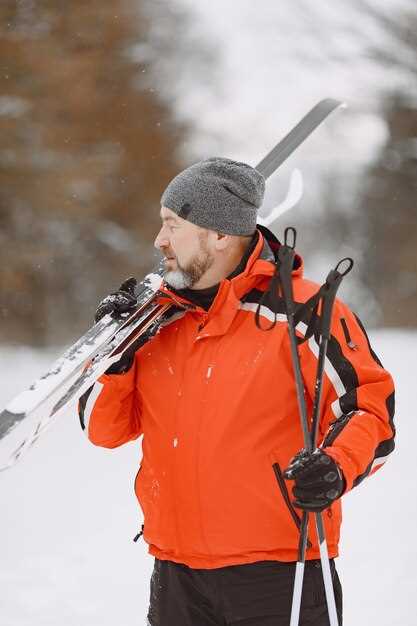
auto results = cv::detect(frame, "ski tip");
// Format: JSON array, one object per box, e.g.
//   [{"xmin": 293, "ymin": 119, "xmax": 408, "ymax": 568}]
[
  {"xmin": 317, "ymin": 98, "xmax": 347, "ymax": 113},
  {"xmin": 0, "ymin": 409, "xmax": 26, "ymax": 440}
]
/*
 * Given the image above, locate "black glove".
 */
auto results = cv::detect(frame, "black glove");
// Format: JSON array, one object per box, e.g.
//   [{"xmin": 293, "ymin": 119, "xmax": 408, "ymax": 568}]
[
  {"xmin": 95, "ymin": 277, "xmax": 138, "ymax": 323},
  {"xmin": 94, "ymin": 277, "xmax": 138, "ymax": 375},
  {"xmin": 283, "ymin": 448, "xmax": 345, "ymax": 512}
]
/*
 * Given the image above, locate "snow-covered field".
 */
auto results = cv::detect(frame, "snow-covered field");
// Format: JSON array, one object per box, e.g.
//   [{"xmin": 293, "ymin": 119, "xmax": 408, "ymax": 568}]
[{"xmin": 0, "ymin": 329, "xmax": 415, "ymax": 625}]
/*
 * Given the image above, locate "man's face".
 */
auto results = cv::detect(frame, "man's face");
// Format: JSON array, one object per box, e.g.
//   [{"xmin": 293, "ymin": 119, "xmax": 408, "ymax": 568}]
[{"xmin": 154, "ymin": 207, "xmax": 215, "ymax": 289}]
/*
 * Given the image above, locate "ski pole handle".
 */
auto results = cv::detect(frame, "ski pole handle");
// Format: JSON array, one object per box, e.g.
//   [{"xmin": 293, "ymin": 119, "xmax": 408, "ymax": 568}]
[{"xmin": 320, "ymin": 258, "xmax": 354, "ymax": 340}]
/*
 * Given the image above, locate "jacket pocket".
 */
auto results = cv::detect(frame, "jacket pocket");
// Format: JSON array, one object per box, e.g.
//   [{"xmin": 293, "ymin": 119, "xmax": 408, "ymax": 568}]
[
  {"xmin": 272, "ymin": 462, "xmax": 312, "ymax": 549},
  {"xmin": 134, "ymin": 464, "xmax": 142, "ymax": 495},
  {"xmin": 133, "ymin": 465, "xmax": 144, "ymax": 541}
]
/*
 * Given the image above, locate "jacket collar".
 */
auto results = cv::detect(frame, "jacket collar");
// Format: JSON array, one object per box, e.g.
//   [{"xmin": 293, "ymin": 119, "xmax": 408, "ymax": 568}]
[
  {"xmin": 157, "ymin": 226, "xmax": 304, "ymax": 337},
  {"xmin": 230, "ymin": 225, "xmax": 303, "ymax": 298}
]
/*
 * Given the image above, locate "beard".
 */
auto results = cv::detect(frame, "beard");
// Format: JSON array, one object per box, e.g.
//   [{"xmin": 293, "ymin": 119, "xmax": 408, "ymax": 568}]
[{"xmin": 164, "ymin": 236, "xmax": 214, "ymax": 290}]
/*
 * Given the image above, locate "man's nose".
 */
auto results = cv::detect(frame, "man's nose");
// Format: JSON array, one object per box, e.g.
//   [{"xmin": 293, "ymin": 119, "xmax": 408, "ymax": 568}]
[{"xmin": 154, "ymin": 227, "xmax": 169, "ymax": 250}]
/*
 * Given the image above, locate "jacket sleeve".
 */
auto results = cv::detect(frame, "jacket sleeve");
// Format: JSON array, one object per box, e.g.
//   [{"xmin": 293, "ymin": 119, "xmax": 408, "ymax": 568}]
[
  {"xmin": 297, "ymin": 299, "xmax": 395, "ymax": 493},
  {"xmin": 78, "ymin": 356, "xmax": 142, "ymax": 448}
]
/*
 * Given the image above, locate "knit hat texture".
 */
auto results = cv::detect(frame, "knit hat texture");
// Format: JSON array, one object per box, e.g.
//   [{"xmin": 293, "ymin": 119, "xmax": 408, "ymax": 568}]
[{"xmin": 161, "ymin": 157, "xmax": 265, "ymax": 236}]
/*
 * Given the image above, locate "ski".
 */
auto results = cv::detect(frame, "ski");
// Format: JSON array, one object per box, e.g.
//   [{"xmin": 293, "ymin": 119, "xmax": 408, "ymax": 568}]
[
  {"xmin": 256, "ymin": 98, "xmax": 345, "ymax": 179},
  {"xmin": 0, "ymin": 264, "xmax": 166, "ymax": 469},
  {"xmin": 257, "ymin": 169, "xmax": 304, "ymax": 227},
  {"xmin": 52, "ymin": 301, "xmax": 172, "ymax": 418},
  {"xmin": 0, "ymin": 300, "xmax": 174, "ymax": 471},
  {"xmin": 0, "ymin": 98, "xmax": 346, "ymax": 470}
]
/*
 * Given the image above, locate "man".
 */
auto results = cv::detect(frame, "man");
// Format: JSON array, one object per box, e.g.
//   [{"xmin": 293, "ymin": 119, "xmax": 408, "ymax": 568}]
[{"xmin": 80, "ymin": 158, "xmax": 395, "ymax": 625}]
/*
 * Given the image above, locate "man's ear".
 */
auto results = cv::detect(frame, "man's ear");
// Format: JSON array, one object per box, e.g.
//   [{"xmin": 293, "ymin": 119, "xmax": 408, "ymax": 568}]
[{"xmin": 213, "ymin": 232, "xmax": 230, "ymax": 251}]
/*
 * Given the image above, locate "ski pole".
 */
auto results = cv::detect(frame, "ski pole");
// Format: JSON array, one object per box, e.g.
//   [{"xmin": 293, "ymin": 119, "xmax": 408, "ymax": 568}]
[
  {"xmin": 303, "ymin": 258, "xmax": 353, "ymax": 626},
  {"xmin": 276, "ymin": 228, "xmax": 317, "ymax": 626},
  {"xmin": 277, "ymin": 229, "xmax": 352, "ymax": 626},
  {"xmin": 309, "ymin": 258, "xmax": 353, "ymax": 446}
]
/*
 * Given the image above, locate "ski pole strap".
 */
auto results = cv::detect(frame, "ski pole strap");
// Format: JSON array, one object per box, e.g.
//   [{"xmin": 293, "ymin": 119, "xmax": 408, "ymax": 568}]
[
  {"xmin": 320, "ymin": 258, "xmax": 353, "ymax": 339},
  {"xmin": 255, "ymin": 227, "xmax": 297, "ymax": 331},
  {"xmin": 294, "ymin": 257, "xmax": 353, "ymax": 345},
  {"xmin": 254, "ymin": 265, "xmax": 281, "ymax": 330},
  {"xmin": 277, "ymin": 227, "xmax": 297, "ymax": 312},
  {"xmin": 308, "ymin": 258, "xmax": 353, "ymax": 449}
]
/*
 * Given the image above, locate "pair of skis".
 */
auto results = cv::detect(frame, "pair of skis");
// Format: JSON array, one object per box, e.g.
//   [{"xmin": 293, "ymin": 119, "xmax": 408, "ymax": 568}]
[
  {"xmin": 0, "ymin": 97, "xmax": 346, "ymax": 476},
  {"xmin": 0, "ymin": 268, "xmax": 168, "ymax": 470},
  {"xmin": 277, "ymin": 227, "xmax": 353, "ymax": 626}
]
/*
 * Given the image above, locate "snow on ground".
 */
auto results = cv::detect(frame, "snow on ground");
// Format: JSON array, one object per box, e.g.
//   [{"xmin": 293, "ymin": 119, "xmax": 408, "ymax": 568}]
[{"xmin": 0, "ymin": 329, "xmax": 415, "ymax": 625}]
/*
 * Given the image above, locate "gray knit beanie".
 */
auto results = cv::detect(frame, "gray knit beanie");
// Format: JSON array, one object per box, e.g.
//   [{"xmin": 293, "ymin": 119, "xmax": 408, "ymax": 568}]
[{"xmin": 160, "ymin": 157, "xmax": 265, "ymax": 236}]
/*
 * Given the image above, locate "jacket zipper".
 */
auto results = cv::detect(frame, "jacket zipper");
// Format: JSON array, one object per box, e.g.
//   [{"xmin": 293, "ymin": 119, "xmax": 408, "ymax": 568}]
[
  {"xmin": 133, "ymin": 524, "xmax": 144, "ymax": 542},
  {"xmin": 340, "ymin": 317, "xmax": 358, "ymax": 350},
  {"xmin": 272, "ymin": 462, "xmax": 312, "ymax": 548},
  {"xmin": 322, "ymin": 412, "xmax": 354, "ymax": 448}
]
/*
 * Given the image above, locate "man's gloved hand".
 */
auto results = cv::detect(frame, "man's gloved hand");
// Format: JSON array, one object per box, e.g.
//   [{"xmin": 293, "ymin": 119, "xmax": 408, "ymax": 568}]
[
  {"xmin": 95, "ymin": 277, "xmax": 138, "ymax": 323},
  {"xmin": 94, "ymin": 277, "xmax": 139, "ymax": 375},
  {"xmin": 283, "ymin": 448, "xmax": 346, "ymax": 512}
]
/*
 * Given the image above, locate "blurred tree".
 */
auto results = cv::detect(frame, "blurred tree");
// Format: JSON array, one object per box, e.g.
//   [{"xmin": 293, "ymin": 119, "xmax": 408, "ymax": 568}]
[
  {"xmin": 352, "ymin": 1, "xmax": 417, "ymax": 327},
  {"xmin": 0, "ymin": 0, "xmax": 187, "ymax": 345},
  {"xmin": 357, "ymin": 95, "xmax": 417, "ymax": 327},
  {"xmin": 291, "ymin": 0, "xmax": 417, "ymax": 327}
]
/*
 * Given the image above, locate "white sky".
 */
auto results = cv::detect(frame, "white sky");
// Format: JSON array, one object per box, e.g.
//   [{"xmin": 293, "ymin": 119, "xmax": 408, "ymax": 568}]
[{"xmin": 147, "ymin": 0, "xmax": 414, "ymax": 175}]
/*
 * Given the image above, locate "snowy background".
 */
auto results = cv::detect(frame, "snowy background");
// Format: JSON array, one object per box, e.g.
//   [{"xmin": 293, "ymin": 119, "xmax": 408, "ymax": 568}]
[{"xmin": 0, "ymin": 330, "xmax": 416, "ymax": 625}]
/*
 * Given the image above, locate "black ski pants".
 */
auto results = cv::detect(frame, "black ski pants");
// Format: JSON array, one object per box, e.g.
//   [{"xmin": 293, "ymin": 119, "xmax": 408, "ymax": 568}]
[{"xmin": 147, "ymin": 557, "xmax": 343, "ymax": 625}]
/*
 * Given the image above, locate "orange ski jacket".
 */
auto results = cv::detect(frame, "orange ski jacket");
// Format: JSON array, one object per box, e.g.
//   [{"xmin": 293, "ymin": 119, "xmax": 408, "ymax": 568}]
[{"xmin": 82, "ymin": 228, "xmax": 395, "ymax": 569}]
